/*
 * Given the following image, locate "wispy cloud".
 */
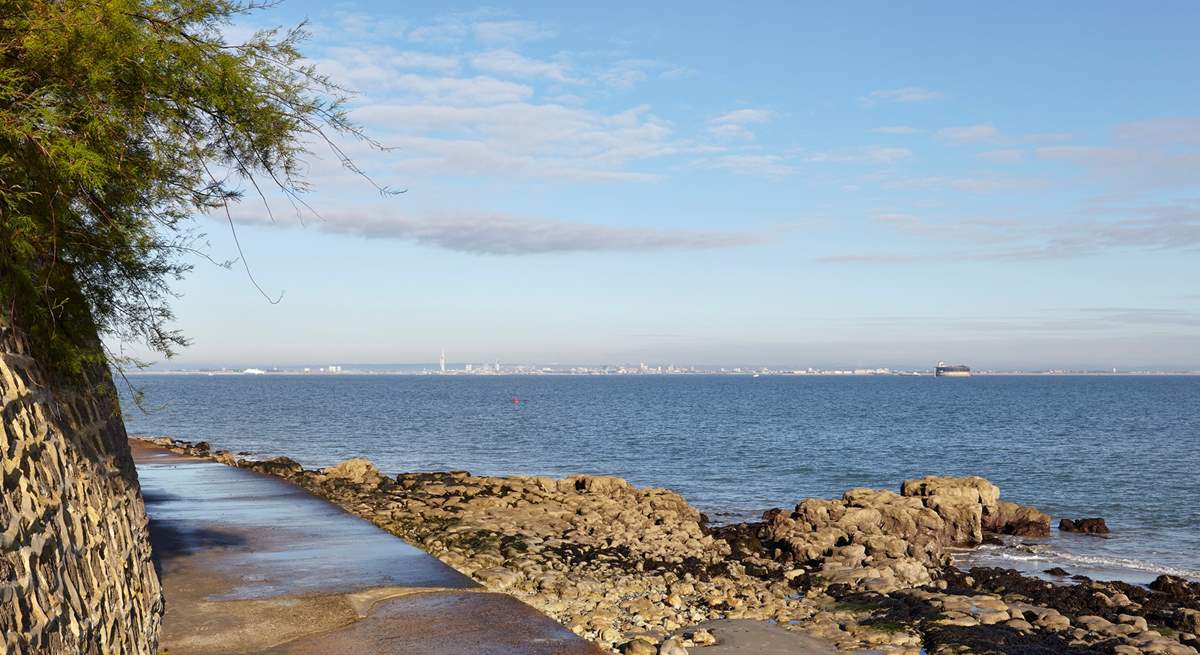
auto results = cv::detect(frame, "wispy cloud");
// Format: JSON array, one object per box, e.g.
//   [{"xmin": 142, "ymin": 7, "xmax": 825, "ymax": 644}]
[
  {"xmin": 806, "ymin": 146, "xmax": 912, "ymax": 164},
  {"xmin": 235, "ymin": 210, "xmax": 762, "ymax": 255},
  {"xmin": 404, "ymin": 12, "xmax": 555, "ymax": 46},
  {"xmin": 1111, "ymin": 116, "xmax": 1200, "ymax": 145},
  {"xmin": 1033, "ymin": 116, "xmax": 1200, "ymax": 193},
  {"xmin": 976, "ymin": 149, "xmax": 1025, "ymax": 163},
  {"xmin": 880, "ymin": 175, "xmax": 1034, "ymax": 193},
  {"xmin": 869, "ymin": 126, "xmax": 919, "ymax": 135},
  {"xmin": 468, "ymin": 50, "xmax": 575, "ymax": 83},
  {"xmin": 472, "ymin": 19, "xmax": 557, "ymax": 45},
  {"xmin": 702, "ymin": 154, "xmax": 796, "ymax": 177},
  {"xmin": 707, "ymin": 108, "xmax": 773, "ymax": 140},
  {"xmin": 937, "ymin": 123, "xmax": 1000, "ymax": 144},
  {"xmin": 597, "ymin": 59, "xmax": 690, "ymax": 90},
  {"xmin": 862, "ymin": 86, "xmax": 944, "ymax": 105},
  {"xmin": 818, "ymin": 202, "xmax": 1200, "ymax": 263},
  {"xmin": 355, "ymin": 102, "xmax": 675, "ymax": 182}
]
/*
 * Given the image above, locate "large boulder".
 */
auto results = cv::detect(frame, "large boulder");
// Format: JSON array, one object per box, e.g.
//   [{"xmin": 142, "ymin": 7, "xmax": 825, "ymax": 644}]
[
  {"xmin": 759, "ymin": 475, "xmax": 1052, "ymax": 593},
  {"xmin": 901, "ymin": 475, "xmax": 1000, "ymax": 508},
  {"xmin": 901, "ymin": 475, "xmax": 1001, "ymax": 545},
  {"xmin": 1059, "ymin": 517, "xmax": 1109, "ymax": 535},
  {"xmin": 322, "ymin": 458, "xmax": 384, "ymax": 486},
  {"xmin": 243, "ymin": 455, "xmax": 303, "ymax": 478},
  {"xmin": 986, "ymin": 500, "xmax": 1051, "ymax": 537}
]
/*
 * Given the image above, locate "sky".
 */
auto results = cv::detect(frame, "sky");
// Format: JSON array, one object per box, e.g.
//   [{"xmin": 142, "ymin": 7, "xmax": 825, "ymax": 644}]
[{"xmin": 137, "ymin": 2, "xmax": 1200, "ymax": 370}]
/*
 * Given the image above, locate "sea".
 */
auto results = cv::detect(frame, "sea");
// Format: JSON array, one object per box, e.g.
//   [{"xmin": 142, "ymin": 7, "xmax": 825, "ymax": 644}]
[{"xmin": 120, "ymin": 373, "xmax": 1200, "ymax": 585}]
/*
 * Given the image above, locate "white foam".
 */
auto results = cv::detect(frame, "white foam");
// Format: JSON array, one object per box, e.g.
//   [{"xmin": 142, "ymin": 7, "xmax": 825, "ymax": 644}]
[{"xmin": 973, "ymin": 542, "xmax": 1200, "ymax": 580}]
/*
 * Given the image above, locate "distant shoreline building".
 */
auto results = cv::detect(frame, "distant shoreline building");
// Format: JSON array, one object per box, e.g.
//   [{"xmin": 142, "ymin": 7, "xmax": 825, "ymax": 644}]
[{"xmin": 935, "ymin": 362, "xmax": 971, "ymax": 378}]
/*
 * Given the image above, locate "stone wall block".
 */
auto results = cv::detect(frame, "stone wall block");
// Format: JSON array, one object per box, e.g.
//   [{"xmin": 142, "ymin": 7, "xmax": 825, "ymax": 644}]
[{"xmin": 0, "ymin": 316, "xmax": 162, "ymax": 654}]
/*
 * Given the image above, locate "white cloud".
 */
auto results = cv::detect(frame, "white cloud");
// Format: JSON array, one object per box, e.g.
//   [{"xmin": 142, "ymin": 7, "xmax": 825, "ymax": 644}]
[
  {"xmin": 468, "ymin": 50, "xmax": 575, "ymax": 82},
  {"xmin": 389, "ymin": 75, "xmax": 534, "ymax": 105},
  {"xmin": 310, "ymin": 48, "xmax": 462, "ymax": 93},
  {"xmin": 862, "ymin": 86, "xmax": 944, "ymax": 105},
  {"xmin": 355, "ymin": 102, "xmax": 676, "ymax": 181},
  {"xmin": 976, "ymin": 149, "xmax": 1025, "ymax": 163},
  {"xmin": 881, "ymin": 175, "xmax": 1034, "ymax": 193},
  {"xmin": 401, "ymin": 12, "xmax": 555, "ymax": 46},
  {"xmin": 703, "ymin": 154, "xmax": 795, "ymax": 177},
  {"xmin": 706, "ymin": 109, "xmax": 773, "ymax": 140},
  {"xmin": 234, "ymin": 209, "xmax": 760, "ymax": 254},
  {"xmin": 320, "ymin": 47, "xmax": 459, "ymax": 72},
  {"xmin": 1112, "ymin": 117, "xmax": 1200, "ymax": 145},
  {"xmin": 865, "ymin": 147, "xmax": 913, "ymax": 163},
  {"xmin": 804, "ymin": 147, "xmax": 912, "ymax": 164},
  {"xmin": 711, "ymin": 109, "xmax": 773, "ymax": 125},
  {"xmin": 937, "ymin": 123, "xmax": 1000, "ymax": 144},
  {"xmin": 597, "ymin": 59, "xmax": 688, "ymax": 90},
  {"xmin": 821, "ymin": 202, "xmax": 1200, "ymax": 262},
  {"xmin": 1034, "ymin": 117, "xmax": 1200, "ymax": 193},
  {"xmin": 473, "ymin": 20, "xmax": 556, "ymax": 45}
]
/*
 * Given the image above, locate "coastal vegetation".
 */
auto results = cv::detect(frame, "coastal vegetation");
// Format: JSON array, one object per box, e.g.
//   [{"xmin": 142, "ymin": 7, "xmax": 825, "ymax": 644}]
[{"xmin": 0, "ymin": 0, "xmax": 384, "ymax": 375}]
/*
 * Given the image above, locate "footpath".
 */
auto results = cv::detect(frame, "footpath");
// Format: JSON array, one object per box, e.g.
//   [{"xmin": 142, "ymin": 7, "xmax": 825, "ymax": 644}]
[{"xmin": 132, "ymin": 441, "xmax": 601, "ymax": 654}]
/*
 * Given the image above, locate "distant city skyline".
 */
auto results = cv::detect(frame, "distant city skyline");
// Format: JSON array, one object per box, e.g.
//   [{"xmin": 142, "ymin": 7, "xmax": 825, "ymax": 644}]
[
  {"xmin": 113, "ymin": 2, "xmax": 1200, "ymax": 369},
  {"xmin": 138, "ymin": 352, "xmax": 1199, "ymax": 375}
]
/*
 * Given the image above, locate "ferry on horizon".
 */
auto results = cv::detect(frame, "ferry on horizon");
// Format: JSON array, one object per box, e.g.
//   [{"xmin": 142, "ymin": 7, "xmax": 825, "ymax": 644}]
[{"xmin": 935, "ymin": 362, "xmax": 971, "ymax": 378}]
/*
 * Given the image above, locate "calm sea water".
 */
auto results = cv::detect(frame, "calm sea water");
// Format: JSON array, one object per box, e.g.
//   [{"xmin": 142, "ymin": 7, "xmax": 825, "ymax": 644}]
[{"xmin": 121, "ymin": 374, "xmax": 1200, "ymax": 583}]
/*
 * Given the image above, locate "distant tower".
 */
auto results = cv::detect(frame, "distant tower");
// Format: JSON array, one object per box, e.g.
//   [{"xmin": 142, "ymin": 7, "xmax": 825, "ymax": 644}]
[{"xmin": 440, "ymin": 349, "xmax": 446, "ymax": 373}]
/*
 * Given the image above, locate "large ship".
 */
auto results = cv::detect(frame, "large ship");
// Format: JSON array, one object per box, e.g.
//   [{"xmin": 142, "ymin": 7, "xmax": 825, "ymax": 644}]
[{"xmin": 935, "ymin": 362, "xmax": 971, "ymax": 377}]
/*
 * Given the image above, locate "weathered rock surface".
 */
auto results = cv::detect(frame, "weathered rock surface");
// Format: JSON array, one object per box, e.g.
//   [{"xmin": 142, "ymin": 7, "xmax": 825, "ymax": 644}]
[
  {"xmin": 1061, "ymin": 517, "xmax": 1112, "ymax": 534},
  {"xmin": 2, "ymin": 319, "xmax": 162, "ymax": 654}
]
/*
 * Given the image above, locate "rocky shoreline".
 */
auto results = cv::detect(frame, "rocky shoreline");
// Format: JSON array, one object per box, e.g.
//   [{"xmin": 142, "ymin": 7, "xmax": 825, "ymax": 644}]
[{"xmin": 138, "ymin": 437, "xmax": 1200, "ymax": 655}]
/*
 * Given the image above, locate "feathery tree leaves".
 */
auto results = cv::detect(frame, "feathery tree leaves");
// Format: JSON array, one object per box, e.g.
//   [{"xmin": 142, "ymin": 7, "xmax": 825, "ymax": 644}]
[{"xmin": 0, "ymin": 0, "xmax": 387, "ymax": 374}]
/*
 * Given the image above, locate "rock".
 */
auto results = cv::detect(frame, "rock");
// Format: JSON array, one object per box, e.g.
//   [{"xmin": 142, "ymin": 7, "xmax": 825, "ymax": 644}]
[
  {"xmin": 1044, "ymin": 567, "xmax": 1070, "ymax": 577},
  {"xmin": 621, "ymin": 638, "xmax": 658, "ymax": 655},
  {"xmin": 1059, "ymin": 518, "xmax": 1110, "ymax": 534},
  {"xmin": 977, "ymin": 609, "xmax": 1010, "ymax": 625},
  {"xmin": 658, "ymin": 637, "xmax": 689, "ymax": 655},
  {"xmin": 1035, "ymin": 612, "xmax": 1072, "ymax": 631},
  {"xmin": 901, "ymin": 475, "xmax": 1000, "ymax": 507},
  {"xmin": 937, "ymin": 615, "xmax": 980, "ymax": 627},
  {"xmin": 985, "ymin": 500, "xmax": 1051, "ymax": 537},
  {"xmin": 686, "ymin": 628, "xmax": 716, "ymax": 646},
  {"xmin": 475, "ymin": 566, "xmax": 521, "ymax": 590},
  {"xmin": 245, "ymin": 455, "xmax": 304, "ymax": 477},
  {"xmin": 321, "ymin": 458, "xmax": 383, "ymax": 486},
  {"xmin": 1152, "ymin": 575, "xmax": 1200, "ymax": 602},
  {"xmin": 152, "ymin": 440, "xmax": 1093, "ymax": 654},
  {"xmin": 1176, "ymin": 608, "xmax": 1200, "ymax": 634},
  {"xmin": 1075, "ymin": 614, "xmax": 1115, "ymax": 633},
  {"xmin": 1005, "ymin": 618, "xmax": 1034, "ymax": 632},
  {"xmin": 1119, "ymin": 613, "xmax": 1150, "ymax": 632}
]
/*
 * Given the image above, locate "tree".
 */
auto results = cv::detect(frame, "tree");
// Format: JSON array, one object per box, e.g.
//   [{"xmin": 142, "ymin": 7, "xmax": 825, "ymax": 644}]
[{"xmin": 0, "ymin": 0, "xmax": 387, "ymax": 375}]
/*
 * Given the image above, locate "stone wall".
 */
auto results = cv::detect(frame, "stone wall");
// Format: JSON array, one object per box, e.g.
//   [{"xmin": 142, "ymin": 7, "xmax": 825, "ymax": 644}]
[{"xmin": 0, "ymin": 317, "xmax": 162, "ymax": 654}]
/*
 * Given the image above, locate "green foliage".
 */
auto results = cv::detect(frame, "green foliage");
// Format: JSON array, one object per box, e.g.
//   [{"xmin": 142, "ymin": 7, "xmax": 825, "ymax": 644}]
[{"xmin": 0, "ymin": 0, "xmax": 381, "ymax": 374}]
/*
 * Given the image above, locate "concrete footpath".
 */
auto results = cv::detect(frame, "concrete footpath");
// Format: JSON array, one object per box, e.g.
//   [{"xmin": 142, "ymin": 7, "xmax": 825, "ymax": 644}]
[{"xmin": 132, "ymin": 441, "xmax": 601, "ymax": 655}]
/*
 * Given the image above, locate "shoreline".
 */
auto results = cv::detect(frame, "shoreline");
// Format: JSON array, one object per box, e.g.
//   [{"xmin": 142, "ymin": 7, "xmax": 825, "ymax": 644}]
[
  {"xmin": 124, "ymin": 370, "xmax": 1200, "ymax": 377},
  {"xmin": 135, "ymin": 436, "xmax": 1200, "ymax": 655}
]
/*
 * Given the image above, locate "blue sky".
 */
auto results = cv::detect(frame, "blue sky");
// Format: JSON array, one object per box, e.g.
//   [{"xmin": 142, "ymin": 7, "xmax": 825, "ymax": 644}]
[{"xmin": 141, "ymin": 2, "xmax": 1200, "ymax": 369}]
